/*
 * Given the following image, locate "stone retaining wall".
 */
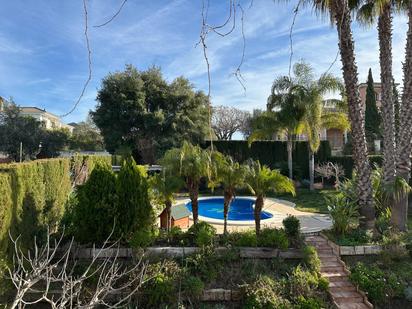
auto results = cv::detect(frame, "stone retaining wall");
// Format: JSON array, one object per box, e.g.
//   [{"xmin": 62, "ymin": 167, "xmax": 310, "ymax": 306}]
[
  {"xmin": 70, "ymin": 246, "xmax": 303, "ymax": 259},
  {"xmin": 320, "ymin": 234, "xmax": 382, "ymax": 256}
]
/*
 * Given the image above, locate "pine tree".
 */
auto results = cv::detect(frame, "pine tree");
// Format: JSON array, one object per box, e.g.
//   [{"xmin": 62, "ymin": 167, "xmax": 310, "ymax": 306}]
[{"xmin": 364, "ymin": 68, "xmax": 382, "ymax": 144}]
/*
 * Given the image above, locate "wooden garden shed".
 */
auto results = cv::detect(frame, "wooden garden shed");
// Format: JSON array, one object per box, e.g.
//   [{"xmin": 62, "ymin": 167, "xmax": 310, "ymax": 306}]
[{"xmin": 159, "ymin": 204, "xmax": 191, "ymax": 229}]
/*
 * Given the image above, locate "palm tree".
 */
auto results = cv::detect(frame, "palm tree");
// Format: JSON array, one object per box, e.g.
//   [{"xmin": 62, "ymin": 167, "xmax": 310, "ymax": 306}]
[
  {"xmin": 300, "ymin": 0, "xmax": 375, "ymax": 229},
  {"xmin": 245, "ymin": 160, "xmax": 295, "ymax": 235},
  {"xmin": 275, "ymin": 61, "xmax": 349, "ymax": 190},
  {"xmin": 210, "ymin": 153, "xmax": 247, "ymax": 234},
  {"xmin": 150, "ymin": 171, "xmax": 184, "ymax": 231},
  {"xmin": 160, "ymin": 141, "xmax": 211, "ymax": 224},
  {"xmin": 249, "ymin": 74, "xmax": 308, "ymax": 180},
  {"xmin": 394, "ymin": 0, "xmax": 412, "ymax": 231}
]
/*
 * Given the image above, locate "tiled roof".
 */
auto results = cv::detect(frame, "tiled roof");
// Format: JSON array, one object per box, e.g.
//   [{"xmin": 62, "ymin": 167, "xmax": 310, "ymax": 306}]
[{"xmin": 160, "ymin": 204, "xmax": 191, "ymax": 220}]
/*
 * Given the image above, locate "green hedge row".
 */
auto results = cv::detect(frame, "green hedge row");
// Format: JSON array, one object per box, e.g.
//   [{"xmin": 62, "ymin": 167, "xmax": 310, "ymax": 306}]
[
  {"xmin": 0, "ymin": 155, "xmax": 111, "ymax": 256},
  {"xmin": 202, "ymin": 140, "xmax": 332, "ymax": 179}
]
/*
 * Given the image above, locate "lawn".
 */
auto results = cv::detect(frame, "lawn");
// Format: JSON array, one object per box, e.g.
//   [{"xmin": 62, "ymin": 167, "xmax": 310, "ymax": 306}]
[{"xmin": 275, "ymin": 188, "xmax": 338, "ymax": 214}]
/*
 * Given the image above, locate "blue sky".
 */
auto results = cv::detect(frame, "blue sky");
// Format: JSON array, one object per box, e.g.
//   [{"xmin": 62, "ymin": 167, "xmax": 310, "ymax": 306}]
[{"xmin": 0, "ymin": 0, "xmax": 408, "ymax": 124}]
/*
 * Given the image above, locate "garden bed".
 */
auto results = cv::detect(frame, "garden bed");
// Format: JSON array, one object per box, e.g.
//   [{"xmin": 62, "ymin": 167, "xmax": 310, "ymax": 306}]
[{"xmin": 320, "ymin": 233, "xmax": 383, "ymax": 256}]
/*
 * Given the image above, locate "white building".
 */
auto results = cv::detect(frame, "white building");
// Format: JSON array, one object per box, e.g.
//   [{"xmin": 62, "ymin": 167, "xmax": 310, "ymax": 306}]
[{"xmin": 19, "ymin": 107, "xmax": 74, "ymax": 133}]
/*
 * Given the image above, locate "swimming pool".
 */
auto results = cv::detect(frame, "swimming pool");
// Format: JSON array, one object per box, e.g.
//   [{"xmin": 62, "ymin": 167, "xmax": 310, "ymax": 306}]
[{"xmin": 185, "ymin": 197, "xmax": 273, "ymax": 221}]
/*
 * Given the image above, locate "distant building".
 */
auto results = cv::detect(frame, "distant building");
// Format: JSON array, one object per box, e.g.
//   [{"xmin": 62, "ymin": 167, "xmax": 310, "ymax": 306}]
[
  {"xmin": 0, "ymin": 96, "xmax": 73, "ymax": 133},
  {"xmin": 19, "ymin": 107, "xmax": 74, "ymax": 133}
]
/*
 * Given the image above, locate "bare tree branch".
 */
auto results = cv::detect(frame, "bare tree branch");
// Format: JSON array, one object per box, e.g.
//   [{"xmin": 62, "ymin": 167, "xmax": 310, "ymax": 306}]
[
  {"xmin": 60, "ymin": 0, "xmax": 92, "ymax": 118},
  {"xmin": 94, "ymin": 0, "xmax": 128, "ymax": 28}
]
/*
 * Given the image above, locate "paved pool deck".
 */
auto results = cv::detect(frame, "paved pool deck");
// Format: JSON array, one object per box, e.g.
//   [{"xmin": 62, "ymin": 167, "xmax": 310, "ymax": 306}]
[{"xmin": 174, "ymin": 196, "xmax": 332, "ymax": 234}]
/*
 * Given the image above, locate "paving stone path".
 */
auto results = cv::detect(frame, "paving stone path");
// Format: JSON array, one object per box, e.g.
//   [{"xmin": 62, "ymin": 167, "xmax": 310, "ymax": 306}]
[{"xmin": 305, "ymin": 235, "xmax": 373, "ymax": 309}]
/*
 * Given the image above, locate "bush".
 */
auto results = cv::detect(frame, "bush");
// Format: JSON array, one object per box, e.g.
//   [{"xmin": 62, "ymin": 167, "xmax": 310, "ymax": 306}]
[
  {"xmin": 181, "ymin": 275, "xmax": 204, "ymax": 299},
  {"xmin": 282, "ymin": 215, "xmax": 300, "ymax": 239},
  {"xmin": 230, "ymin": 230, "xmax": 258, "ymax": 247},
  {"xmin": 242, "ymin": 275, "xmax": 292, "ymax": 309},
  {"xmin": 116, "ymin": 158, "xmax": 154, "ymax": 241},
  {"xmin": 349, "ymin": 262, "xmax": 404, "ymax": 304},
  {"xmin": 129, "ymin": 228, "xmax": 154, "ymax": 248},
  {"xmin": 142, "ymin": 260, "xmax": 182, "ymax": 307},
  {"xmin": 294, "ymin": 296, "xmax": 325, "ymax": 309},
  {"xmin": 303, "ymin": 246, "xmax": 320, "ymax": 273},
  {"xmin": 188, "ymin": 222, "xmax": 216, "ymax": 247},
  {"xmin": 287, "ymin": 266, "xmax": 318, "ymax": 299},
  {"xmin": 72, "ymin": 163, "xmax": 117, "ymax": 244},
  {"xmin": 258, "ymin": 228, "xmax": 289, "ymax": 249},
  {"xmin": 185, "ymin": 247, "xmax": 218, "ymax": 282},
  {"xmin": 325, "ymin": 194, "xmax": 359, "ymax": 235}
]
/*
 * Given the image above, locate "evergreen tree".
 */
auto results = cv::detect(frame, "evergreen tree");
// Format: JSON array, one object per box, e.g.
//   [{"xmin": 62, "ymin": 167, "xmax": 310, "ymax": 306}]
[
  {"xmin": 73, "ymin": 163, "xmax": 117, "ymax": 244},
  {"xmin": 116, "ymin": 158, "xmax": 154, "ymax": 241},
  {"xmin": 364, "ymin": 68, "xmax": 382, "ymax": 144}
]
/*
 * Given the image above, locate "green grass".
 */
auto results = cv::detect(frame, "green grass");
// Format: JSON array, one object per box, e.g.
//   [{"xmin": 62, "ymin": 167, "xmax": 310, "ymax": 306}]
[{"xmin": 274, "ymin": 188, "xmax": 338, "ymax": 214}]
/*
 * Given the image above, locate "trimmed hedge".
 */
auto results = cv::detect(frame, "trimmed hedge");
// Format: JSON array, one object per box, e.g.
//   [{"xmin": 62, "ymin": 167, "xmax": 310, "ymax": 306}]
[
  {"xmin": 202, "ymin": 140, "xmax": 331, "ymax": 179},
  {"xmin": 0, "ymin": 155, "xmax": 111, "ymax": 256}
]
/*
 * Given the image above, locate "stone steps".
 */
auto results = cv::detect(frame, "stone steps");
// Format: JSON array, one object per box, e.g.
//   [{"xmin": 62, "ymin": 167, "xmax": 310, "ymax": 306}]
[{"xmin": 304, "ymin": 235, "xmax": 373, "ymax": 309}]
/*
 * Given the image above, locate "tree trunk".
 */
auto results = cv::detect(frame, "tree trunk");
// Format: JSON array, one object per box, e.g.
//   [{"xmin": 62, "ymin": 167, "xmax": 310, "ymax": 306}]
[
  {"xmin": 394, "ymin": 1, "xmax": 412, "ymax": 231},
  {"xmin": 165, "ymin": 200, "xmax": 172, "ymax": 232},
  {"xmin": 332, "ymin": 0, "xmax": 375, "ymax": 229},
  {"xmin": 223, "ymin": 189, "xmax": 233, "ymax": 235},
  {"xmin": 287, "ymin": 138, "xmax": 293, "ymax": 180},
  {"xmin": 309, "ymin": 149, "xmax": 315, "ymax": 191},
  {"xmin": 378, "ymin": 3, "xmax": 396, "ymax": 184},
  {"xmin": 254, "ymin": 195, "xmax": 264, "ymax": 235},
  {"xmin": 188, "ymin": 179, "xmax": 200, "ymax": 224}
]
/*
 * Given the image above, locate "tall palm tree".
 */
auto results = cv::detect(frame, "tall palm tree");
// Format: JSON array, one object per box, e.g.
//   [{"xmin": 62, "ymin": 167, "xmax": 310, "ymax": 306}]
[
  {"xmin": 245, "ymin": 160, "xmax": 295, "ymax": 235},
  {"xmin": 160, "ymin": 141, "xmax": 211, "ymax": 224},
  {"xmin": 394, "ymin": 0, "xmax": 412, "ymax": 231},
  {"xmin": 277, "ymin": 61, "xmax": 349, "ymax": 190},
  {"xmin": 150, "ymin": 171, "xmax": 184, "ymax": 231},
  {"xmin": 210, "ymin": 153, "xmax": 247, "ymax": 234},
  {"xmin": 301, "ymin": 0, "xmax": 375, "ymax": 229},
  {"xmin": 353, "ymin": 0, "xmax": 403, "ymax": 185}
]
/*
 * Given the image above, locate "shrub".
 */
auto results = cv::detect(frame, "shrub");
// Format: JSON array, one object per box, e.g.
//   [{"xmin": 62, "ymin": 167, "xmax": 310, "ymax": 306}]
[
  {"xmin": 325, "ymin": 194, "xmax": 358, "ymax": 235},
  {"xmin": 282, "ymin": 215, "xmax": 300, "ymax": 239},
  {"xmin": 181, "ymin": 275, "xmax": 204, "ymax": 299},
  {"xmin": 294, "ymin": 296, "xmax": 324, "ymax": 309},
  {"xmin": 317, "ymin": 277, "xmax": 329, "ymax": 292},
  {"xmin": 230, "ymin": 230, "xmax": 257, "ymax": 247},
  {"xmin": 349, "ymin": 262, "xmax": 404, "ymax": 304},
  {"xmin": 303, "ymin": 246, "xmax": 320, "ymax": 273},
  {"xmin": 258, "ymin": 228, "xmax": 288, "ymax": 249},
  {"xmin": 116, "ymin": 158, "xmax": 154, "ymax": 241},
  {"xmin": 185, "ymin": 246, "xmax": 218, "ymax": 282},
  {"xmin": 129, "ymin": 228, "xmax": 153, "ymax": 248},
  {"xmin": 188, "ymin": 222, "xmax": 216, "ymax": 247},
  {"xmin": 72, "ymin": 163, "xmax": 117, "ymax": 244},
  {"xmin": 242, "ymin": 275, "xmax": 292, "ymax": 309},
  {"xmin": 287, "ymin": 266, "xmax": 318, "ymax": 299},
  {"xmin": 142, "ymin": 260, "xmax": 182, "ymax": 307}
]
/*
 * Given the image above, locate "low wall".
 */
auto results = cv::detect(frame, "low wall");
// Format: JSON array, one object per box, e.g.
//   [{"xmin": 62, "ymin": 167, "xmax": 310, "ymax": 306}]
[
  {"xmin": 70, "ymin": 246, "xmax": 303, "ymax": 259},
  {"xmin": 320, "ymin": 234, "xmax": 382, "ymax": 256}
]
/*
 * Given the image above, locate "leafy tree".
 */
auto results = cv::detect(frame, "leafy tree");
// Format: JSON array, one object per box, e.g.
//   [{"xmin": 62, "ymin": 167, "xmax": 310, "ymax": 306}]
[
  {"xmin": 364, "ymin": 68, "xmax": 382, "ymax": 144},
  {"xmin": 72, "ymin": 163, "xmax": 117, "ymax": 244},
  {"xmin": 116, "ymin": 157, "xmax": 154, "ymax": 240},
  {"xmin": 160, "ymin": 141, "xmax": 211, "ymax": 224},
  {"xmin": 0, "ymin": 103, "xmax": 43, "ymax": 161},
  {"xmin": 150, "ymin": 171, "xmax": 184, "ymax": 231},
  {"xmin": 38, "ymin": 129, "xmax": 70, "ymax": 158},
  {"xmin": 245, "ymin": 160, "xmax": 295, "ymax": 235},
  {"xmin": 69, "ymin": 117, "xmax": 104, "ymax": 151},
  {"xmin": 91, "ymin": 65, "xmax": 209, "ymax": 164},
  {"xmin": 210, "ymin": 153, "xmax": 246, "ymax": 234},
  {"xmin": 240, "ymin": 109, "xmax": 263, "ymax": 139}
]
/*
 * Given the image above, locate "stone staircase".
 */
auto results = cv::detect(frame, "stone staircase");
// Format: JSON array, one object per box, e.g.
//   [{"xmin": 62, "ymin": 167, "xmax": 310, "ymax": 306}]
[{"xmin": 305, "ymin": 235, "xmax": 373, "ymax": 309}]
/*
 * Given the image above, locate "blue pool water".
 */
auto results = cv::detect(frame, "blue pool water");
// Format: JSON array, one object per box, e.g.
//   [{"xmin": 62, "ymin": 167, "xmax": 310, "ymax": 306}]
[{"xmin": 186, "ymin": 197, "xmax": 273, "ymax": 221}]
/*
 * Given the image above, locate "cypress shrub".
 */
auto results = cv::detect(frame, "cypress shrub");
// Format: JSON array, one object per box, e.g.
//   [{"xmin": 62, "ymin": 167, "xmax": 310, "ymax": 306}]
[
  {"xmin": 116, "ymin": 158, "xmax": 154, "ymax": 242},
  {"xmin": 0, "ymin": 156, "xmax": 110, "ymax": 255},
  {"xmin": 72, "ymin": 163, "xmax": 117, "ymax": 244}
]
